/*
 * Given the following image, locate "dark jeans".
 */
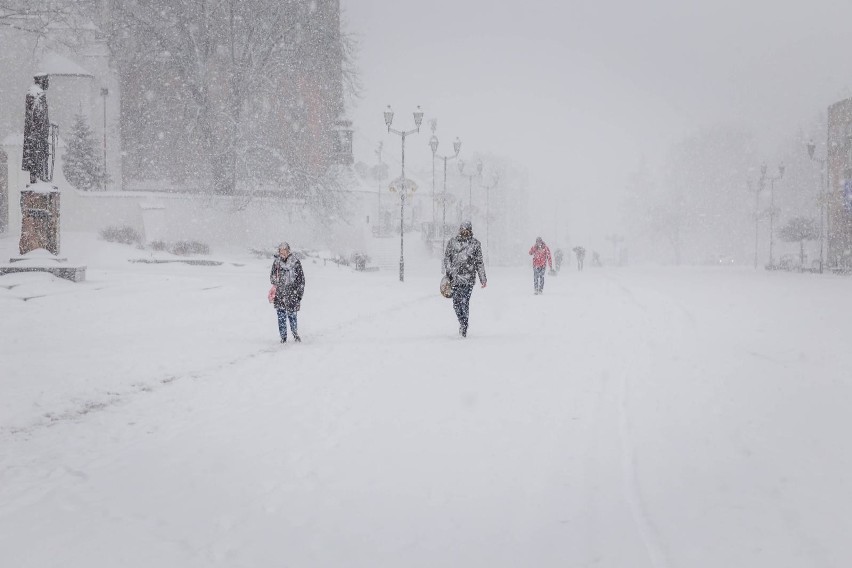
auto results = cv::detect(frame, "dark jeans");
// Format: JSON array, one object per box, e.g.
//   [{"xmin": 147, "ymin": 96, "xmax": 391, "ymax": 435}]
[
  {"xmin": 276, "ymin": 309, "xmax": 298, "ymax": 340},
  {"xmin": 534, "ymin": 267, "xmax": 546, "ymax": 292},
  {"xmin": 452, "ymin": 284, "xmax": 473, "ymax": 332}
]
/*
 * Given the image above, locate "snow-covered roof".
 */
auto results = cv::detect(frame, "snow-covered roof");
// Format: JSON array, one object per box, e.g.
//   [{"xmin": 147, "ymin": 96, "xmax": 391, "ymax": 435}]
[
  {"xmin": 38, "ymin": 51, "xmax": 93, "ymax": 77},
  {"xmin": 24, "ymin": 182, "xmax": 60, "ymax": 195}
]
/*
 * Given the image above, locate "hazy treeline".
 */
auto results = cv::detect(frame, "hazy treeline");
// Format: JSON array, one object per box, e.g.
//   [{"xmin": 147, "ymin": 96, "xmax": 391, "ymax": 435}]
[{"xmin": 624, "ymin": 115, "xmax": 827, "ymax": 265}]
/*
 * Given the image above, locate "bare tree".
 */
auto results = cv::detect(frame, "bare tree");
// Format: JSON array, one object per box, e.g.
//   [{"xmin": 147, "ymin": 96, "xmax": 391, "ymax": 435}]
[
  {"xmin": 0, "ymin": 1, "xmax": 59, "ymax": 33},
  {"xmin": 0, "ymin": 1, "xmax": 92, "ymax": 37},
  {"xmin": 108, "ymin": 0, "xmax": 349, "ymax": 198}
]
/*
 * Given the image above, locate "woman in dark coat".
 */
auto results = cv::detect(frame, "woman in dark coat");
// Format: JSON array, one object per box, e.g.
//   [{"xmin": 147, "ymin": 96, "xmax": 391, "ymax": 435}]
[{"xmin": 269, "ymin": 242, "xmax": 305, "ymax": 343}]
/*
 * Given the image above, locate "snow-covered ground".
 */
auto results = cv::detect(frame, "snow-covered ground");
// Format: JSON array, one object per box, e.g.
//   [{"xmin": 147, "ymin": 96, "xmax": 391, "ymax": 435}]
[{"xmin": 1, "ymin": 232, "xmax": 850, "ymax": 567}]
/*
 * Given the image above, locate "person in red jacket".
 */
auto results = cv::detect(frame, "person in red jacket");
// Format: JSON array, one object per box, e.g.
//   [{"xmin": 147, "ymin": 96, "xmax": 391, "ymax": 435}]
[{"xmin": 529, "ymin": 237, "xmax": 553, "ymax": 294}]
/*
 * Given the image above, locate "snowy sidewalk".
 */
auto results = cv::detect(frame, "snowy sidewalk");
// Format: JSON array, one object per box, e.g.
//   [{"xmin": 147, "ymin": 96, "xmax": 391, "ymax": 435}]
[{"xmin": 2, "ymin": 258, "xmax": 851, "ymax": 567}]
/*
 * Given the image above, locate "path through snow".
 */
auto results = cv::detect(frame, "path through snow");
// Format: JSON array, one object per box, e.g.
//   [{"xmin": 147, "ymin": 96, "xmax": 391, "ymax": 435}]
[{"xmin": 1, "ymin": 243, "xmax": 850, "ymax": 567}]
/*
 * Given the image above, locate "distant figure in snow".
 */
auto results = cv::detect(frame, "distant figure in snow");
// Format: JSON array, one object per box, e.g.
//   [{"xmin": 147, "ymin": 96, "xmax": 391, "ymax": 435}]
[
  {"xmin": 22, "ymin": 73, "xmax": 51, "ymax": 184},
  {"xmin": 554, "ymin": 248, "xmax": 564, "ymax": 272},
  {"xmin": 591, "ymin": 250, "xmax": 601, "ymax": 267},
  {"xmin": 573, "ymin": 246, "xmax": 586, "ymax": 271},
  {"xmin": 269, "ymin": 242, "xmax": 305, "ymax": 343},
  {"xmin": 443, "ymin": 220, "xmax": 487, "ymax": 338},
  {"xmin": 529, "ymin": 237, "xmax": 553, "ymax": 294}
]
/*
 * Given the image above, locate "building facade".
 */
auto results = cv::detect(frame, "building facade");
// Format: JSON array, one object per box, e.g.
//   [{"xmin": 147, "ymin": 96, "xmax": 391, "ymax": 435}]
[{"xmin": 826, "ymin": 97, "xmax": 852, "ymax": 267}]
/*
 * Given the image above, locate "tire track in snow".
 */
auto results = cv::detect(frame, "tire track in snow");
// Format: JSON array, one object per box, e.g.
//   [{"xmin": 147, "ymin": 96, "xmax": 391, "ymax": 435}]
[
  {"xmin": 617, "ymin": 353, "xmax": 671, "ymax": 568},
  {"xmin": 603, "ymin": 274, "xmax": 674, "ymax": 568}
]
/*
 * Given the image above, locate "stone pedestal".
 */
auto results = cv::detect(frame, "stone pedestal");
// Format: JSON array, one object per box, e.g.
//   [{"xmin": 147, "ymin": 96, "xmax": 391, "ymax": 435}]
[
  {"xmin": 0, "ymin": 182, "xmax": 86, "ymax": 282},
  {"xmin": 19, "ymin": 185, "xmax": 60, "ymax": 255},
  {"xmin": 0, "ymin": 252, "xmax": 86, "ymax": 282}
]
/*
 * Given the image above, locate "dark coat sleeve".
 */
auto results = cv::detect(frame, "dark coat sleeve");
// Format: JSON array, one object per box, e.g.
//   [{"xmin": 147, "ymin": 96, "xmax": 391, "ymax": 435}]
[
  {"xmin": 270, "ymin": 260, "xmax": 278, "ymax": 286},
  {"xmin": 294, "ymin": 260, "xmax": 305, "ymax": 299},
  {"xmin": 475, "ymin": 242, "xmax": 487, "ymax": 285},
  {"xmin": 443, "ymin": 240, "xmax": 453, "ymax": 277}
]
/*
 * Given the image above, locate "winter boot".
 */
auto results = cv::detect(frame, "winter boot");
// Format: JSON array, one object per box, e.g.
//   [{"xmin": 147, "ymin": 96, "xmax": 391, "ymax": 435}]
[{"xmin": 293, "ymin": 333, "xmax": 302, "ymax": 343}]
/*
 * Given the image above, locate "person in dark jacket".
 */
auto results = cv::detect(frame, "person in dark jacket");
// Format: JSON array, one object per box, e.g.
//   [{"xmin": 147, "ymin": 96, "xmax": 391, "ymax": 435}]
[
  {"xmin": 573, "ymin": 246, "xmax": 586, "ymax": 271},
  {"xmin": 269, "ymin": 242, "xmax": 305, "ymax": 343},
  {"xmin": 443, "ymin": 221, "xmax": 487, "ymax": 337}
]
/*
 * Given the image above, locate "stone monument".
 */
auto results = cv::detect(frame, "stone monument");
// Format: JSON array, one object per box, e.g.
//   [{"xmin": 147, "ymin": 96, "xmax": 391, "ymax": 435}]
[
  {"xmin": 19, "ymin": 73, "xmax": 60, "ymax": 256},
  {"xmin": 0, "ymin": 73, "xmax": 85, "ymax": 282}
]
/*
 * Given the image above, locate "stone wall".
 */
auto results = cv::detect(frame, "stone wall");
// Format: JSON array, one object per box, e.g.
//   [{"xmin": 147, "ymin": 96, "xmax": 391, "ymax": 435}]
[{"xmin": 2, "ymin": 139, "xmax": 386, "ymax": 255}]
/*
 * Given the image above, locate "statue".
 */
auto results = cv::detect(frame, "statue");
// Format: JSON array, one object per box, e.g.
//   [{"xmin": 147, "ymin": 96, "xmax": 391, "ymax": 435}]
[
  {"xmin": 4, "ymin": 71, "xmax": 86, "ymax": 279},
  {"xmin": 22, "ymin": 73, "xmax": 51, "ymax": 184},
  {"xmin": 18, "ymin": 72, "xmax": 59, "ymax": 256}
]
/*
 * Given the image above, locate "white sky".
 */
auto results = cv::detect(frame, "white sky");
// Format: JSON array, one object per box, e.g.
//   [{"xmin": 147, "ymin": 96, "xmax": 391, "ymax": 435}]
[{"xmin": 341, "ymin": 0, "xmax": 852, "ymax": 242}]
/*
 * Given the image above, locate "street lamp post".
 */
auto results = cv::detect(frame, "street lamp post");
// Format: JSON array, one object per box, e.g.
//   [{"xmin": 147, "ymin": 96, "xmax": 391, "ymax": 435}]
[
  {"xmin": 384, "ymin": 105, "xmax": 424, "ymax": 282},
  {"xmin": 458, "ymin": 159, "xmax": 479, "ymax": 220},
  {"xmin": 429, "ymin": 119, "xmax": 438, "ymax": 238},
  {"xmin": 762, "ymin": 163, "xmax": 785, "ymax": 268},
  {"xmin": 101, "ymin": 87, "xmax": 109, "ymax": 190},
  {"xmin": 807, "ymin": 139, "xmax": 827, "ymax": 274},
  {"xmin": 430, "ymin": 134, "xmax": 462, "ymax": 254},
  {"xmin": 478, "ymin": 160, "xmax": 498, "ymax": 267}
]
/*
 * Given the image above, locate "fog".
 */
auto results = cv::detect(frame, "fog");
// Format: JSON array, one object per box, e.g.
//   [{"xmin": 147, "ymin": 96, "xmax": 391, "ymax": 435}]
[
  {"xmin": 344, "ymin": 0, "xmax": 852, "ymax": 255},
  {"xmin": 5, "ymin": 2, "xmax": 852, "ymax": 566}
]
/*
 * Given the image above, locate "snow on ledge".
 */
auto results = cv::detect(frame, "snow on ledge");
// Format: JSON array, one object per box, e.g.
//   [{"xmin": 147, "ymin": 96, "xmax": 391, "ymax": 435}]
[
  {"xmin": 38, "ymin": 51, "xmax": 94, "ymax": 77},
  {"xmin": 24, "ymin": 182, "xmax": 60, "ymax": 194},
  {"xmin": 9, "ymin": 249, "xmax": 68, "ymax": 265}
]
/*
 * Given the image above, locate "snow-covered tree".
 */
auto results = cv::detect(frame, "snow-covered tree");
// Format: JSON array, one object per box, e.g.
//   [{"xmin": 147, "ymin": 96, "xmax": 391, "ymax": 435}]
[
  {"xmin": 778, "ymin": 216, "xmax": 819, "ymax": 270},
  {"xmin": 62, "ymin": 112, "xmax": 108, "ymax": 191}
]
